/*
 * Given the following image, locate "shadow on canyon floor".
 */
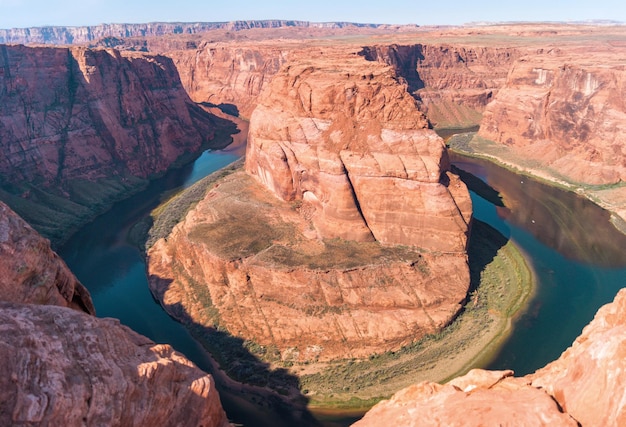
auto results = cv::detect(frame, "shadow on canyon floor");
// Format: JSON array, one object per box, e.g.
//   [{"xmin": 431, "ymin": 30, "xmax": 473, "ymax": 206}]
[{"xmin": 152, "ymin": 288, "xmax": 323, "ymax": 427}]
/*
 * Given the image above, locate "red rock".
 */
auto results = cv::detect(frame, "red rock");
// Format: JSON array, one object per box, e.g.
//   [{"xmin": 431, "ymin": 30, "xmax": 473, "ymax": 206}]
[
  {"xmin": 0, "ymin": 302, "xmax": 229, "ymax": 427},
  {"xmin": 0, "ymin": 198, "xmax": 229, "ymax": 427},
  {"xmin": 147, "ymin": 49, "xmax": 471, "ymax": 362},
  {"xmin": 0, "ymin": 43, "xmax": 233, "ymax": 244},
  {"xmin": 354, "ymin": 289, "xmax": 626, "ymax": 427},
  {"xmin": 0, "ymin": 201, "xmax": 94, "ymax": 313}
]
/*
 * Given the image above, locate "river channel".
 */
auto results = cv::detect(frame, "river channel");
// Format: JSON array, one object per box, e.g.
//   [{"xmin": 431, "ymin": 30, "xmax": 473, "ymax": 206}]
[{"xmin": 59, "ymin": 143, "xmax": 626, "ymax": 426}]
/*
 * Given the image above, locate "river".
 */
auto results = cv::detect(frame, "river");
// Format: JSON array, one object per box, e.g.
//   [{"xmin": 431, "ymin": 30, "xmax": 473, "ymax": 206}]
[{"xmin": 59, "ymin": 144, "xmax": 626, "ymax": 426}]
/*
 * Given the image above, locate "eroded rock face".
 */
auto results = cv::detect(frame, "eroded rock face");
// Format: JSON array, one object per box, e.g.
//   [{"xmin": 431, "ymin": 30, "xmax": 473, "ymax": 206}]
[
  {"xmin": 0, "ymin": 44, "xmax": 233, "ymax": 244},
  {"xmin": 246, "ymin": 51, "xmax": 472, "ymax": 252},
  {"xmin": 478, "ymin": 52, "xmax": 626, "ymax": 186},
  {"xmin": 0, "ymin": 201, "xmax": 229, "ymax": 427},
  {"xmin": 360, "ymin": 44, "xmax": 519, "ymax": 128},
  {"xmin": 354, "ymin": 289, "xmax": 626, "ymax": 427},
  {"xmin": 148, "ymin": 171, "xmax": 470, "ymax": 362},
  {"xmin": 147, "ymin": 50, "xmax": 472, "ymax": 362},
  {"xmin": 172, "ymin": 43, "xmax": 290, "ymax": 118},
  {"xmin": 0, "ymin": 302, "xmax": 229, "ymax": 427},
  {"xmin": 0, "ymin": 201, "xmax": 94, "ymax": 313}
]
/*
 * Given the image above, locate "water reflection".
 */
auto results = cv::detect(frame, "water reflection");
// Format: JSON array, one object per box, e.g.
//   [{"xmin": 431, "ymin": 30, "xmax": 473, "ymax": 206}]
[{"xmin": 451, "ymin": 153, "xmax": 626, "ymax": 268}]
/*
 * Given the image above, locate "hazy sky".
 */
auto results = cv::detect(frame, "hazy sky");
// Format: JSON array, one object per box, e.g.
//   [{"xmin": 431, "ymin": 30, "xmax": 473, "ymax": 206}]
[{"xmin": 0, "ymin": 0, "xmax": 624, "ymax": 29}]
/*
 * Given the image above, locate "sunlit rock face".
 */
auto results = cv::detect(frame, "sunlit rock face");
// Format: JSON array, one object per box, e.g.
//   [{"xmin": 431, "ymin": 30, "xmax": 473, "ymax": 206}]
[
  {"xmin": 246, "ymin": 49, "xmax": 472, "ymax": 252},
  {"xmin": 147, "ymin": 50, "xmax": 472, "ymax": 362},
  {"xmin": 354, "ymin": 289, "xmax": 626, "ymax": 427},
  {"xmin": 0, "ymin": 202, "xmax": 229, "ymax": 427},
  {"xmin": 479, "ymin": 52, "xmax": 626, "ymax": 187}
]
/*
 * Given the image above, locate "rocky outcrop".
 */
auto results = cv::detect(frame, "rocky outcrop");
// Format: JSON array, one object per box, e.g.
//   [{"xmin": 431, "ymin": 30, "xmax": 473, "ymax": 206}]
[
  {"xmin": 246, "ymin": 50, "xmax": 472, "ymax": 251},
  {"xmin": 148, "ymin": 171, "xmax": 470, "ymax": 362},
  {"xmin": 0, "ymin": 43, "xmax": 234, "ymax": 244},
  {"xmin": 360, "ymin": 44, "xmax": 520, "ymax": 128},
  {"xmin": 0, "ymin": 198, "xmax": 229, "ymax": 427},
  {"xmin": 0, "ymin": 301, "xmax": 229, "ymax": 427},
  {"xmin": 478, "ymin": 51, "xmax": 626, "ymax": 186},
  {"xmin": 0, "ymin": 21, "xmax": 384, "ymax": 46},
  {"xmin": 147, "ymin": 50, "xmax": 472, "ymax": 362},
  {"xmin": 354, "ymin": 288, "xmax": 626, "ymax": 427},
  {"xmin": 0, "ymin": 201, "xmax": 94, "ymax": 313}
]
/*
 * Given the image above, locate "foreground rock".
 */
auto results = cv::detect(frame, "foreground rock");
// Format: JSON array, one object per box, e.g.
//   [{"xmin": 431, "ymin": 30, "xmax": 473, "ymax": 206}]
[
  {"xmin": 147, "ymin": 49, "xmax": 471, "ymax": 363},
  {"xmin": 354, "ymin": 288, "xmax": 626, "ymax": 427},
  {"xmin": 0, "ymin": 203, "xmax": 229, "ymax": 427},
  {"xmin": 0, "ymin": 43, "xmax": 234, "ymax": 245},
  {"xmin": 0, "ymin": 201, "xmax": 94, "ymax": 313},
  {"xmin": 0, "ymin": 302, "xmax": 229, "ymax": 427}
]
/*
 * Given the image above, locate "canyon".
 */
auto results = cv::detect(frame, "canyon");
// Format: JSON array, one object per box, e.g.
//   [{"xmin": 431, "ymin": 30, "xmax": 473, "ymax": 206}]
[
  {"xmin": 0, "ymin": 20, "xmax": 625, "ymax": 426},
  {"xmin": 147, "ymin": 47, "xmax": 472, "ymax": 364},
  {"xmin": 0, "ymin": 43, "xmax": 236, "ymax": 246},
  {"xmin": 0, "ymin": 201, "xmax": 229, "ymax": 427}
]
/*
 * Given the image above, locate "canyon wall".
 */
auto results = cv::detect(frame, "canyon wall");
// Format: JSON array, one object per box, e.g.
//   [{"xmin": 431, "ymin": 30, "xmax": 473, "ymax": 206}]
[
  {"xmin": 359, "ymin": 44, "xmax": 520, "ymax": 128},
  {"xmin": 0, "ymin": 43, "xmax": 234, "ymax": 245},
  {"xmin": 478, "ymin": 51, "xmax": 626, "ymax": 186},
  {"xmin": 0, "ymin": 200, "xmax": 229, "ymax": 427},
  {"xmin": 147, "ymin": 49, "xmax": 472, "ymax": 363},
  {"xmin": 171, "ymin": 43, "xmax": 291, "ymax": 118},
  {"xmin": 354, "ymin": 288, "xmax": 626, "ymax": 427}
]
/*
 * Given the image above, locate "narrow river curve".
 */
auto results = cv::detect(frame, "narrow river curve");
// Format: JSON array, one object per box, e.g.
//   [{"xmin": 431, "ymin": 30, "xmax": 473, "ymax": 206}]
[{"xmin": 59, "ymin": 144, "xmax": 626, "ymax": 426}]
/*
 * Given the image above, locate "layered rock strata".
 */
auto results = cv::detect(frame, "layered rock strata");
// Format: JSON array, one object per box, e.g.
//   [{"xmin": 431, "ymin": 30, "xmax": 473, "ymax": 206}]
[
  {"xmin": 0, "ymin": 201, "xmax": 94, "ymax": 312},
  {"xmin": 246, "ymin": 51, "xmax": 472, "ymax": 252},
  {"xmin": 0, "ymin": 201, "xmax": 229, "ymax": 427},
  {"xmin": 360, "ymin": 44, "xmax": 519, "ymax": 128},
  {"xmin": 354, "ymin": 288, "xmax": 626, "ymax": 427},
  {"xmin": 0, "ymin": 44, "xmax": 233, "ymax": 244},
  {"xmin": 148, "ymin": 51, "xmax": 472, "ymax": 362},
  {"xmin": 0, "ymin": 21, "xmax": 384, "ymax": 46},
  {"xmin": 478, "ymin": 51, "xmax": 626, "ymax": 187}
]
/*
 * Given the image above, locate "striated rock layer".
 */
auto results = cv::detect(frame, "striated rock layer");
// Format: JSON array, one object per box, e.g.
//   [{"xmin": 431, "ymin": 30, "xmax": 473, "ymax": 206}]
[
  {"xmin": 478, "ymin": 51, "xmax": 626, "ymax": 187},
  {"xmin": 0, "ymin": 201, "xmax": 94, "ymax": 313},
  {"xmin": 359, "ymin": 44, "xmax": 519, "ymax": 128},
  {"xmin": 0, "ymin": 199, "xmax": 229, "ymax": 427},
  {"xmin": 354, "ymin": 288, "xmax": 626, "ymax": 427},
  {"xmin": 148, "ymin": 50, "xmax": 472, "ymax": 362},
  {"xmin": 0, "ymin": 43, "xmax": 234, "ymax": 244},
  {"xmin": 246, "ymin": 50, "xmax": 472, "ymax": 252}
]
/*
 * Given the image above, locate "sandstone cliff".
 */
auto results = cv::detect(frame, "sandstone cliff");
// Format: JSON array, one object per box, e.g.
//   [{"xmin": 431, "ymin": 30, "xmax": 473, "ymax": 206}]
[
  {"xmin": 0, "ymin": 43, "xmax": 234, "ymax": 245},
  {"xmin": 0, "ymin": 201, "xmax": 94, "ymax": 313},
  {"xmin": 478, "ymin": 50, "xmax": 626, "ymax": 187},
  {"xmin": 0, "ymin": 198, "xmax": 229, "ymax": 427},
  {"xmin": 354, "ymin": 288, "xmax": 626, "ymax": 427},
  {"xmin": 360, "ymin": 44, "xmax": 519, "ymax": 128},
  {"xmin": 147, "ymin": 50, "xmax": 472, "ymax": 363},
  {"xmin": 246, "ymin": 50, "xmax": 472, "ymax": 251}
]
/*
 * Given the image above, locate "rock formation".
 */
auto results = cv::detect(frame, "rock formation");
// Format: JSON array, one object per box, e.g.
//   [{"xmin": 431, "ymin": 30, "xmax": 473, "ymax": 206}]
[
  {"xmin": 478, "ymin": 50, "xmax": 626, "ymax": 187},
  {"xmin": 359, "ymin": 44, "xmax": 519, "ymax": 128},
  {"xmin": 171, "ymin": 42, "xmax": 291, "ymax": 118},
  {"xmin": 354, "ymin": 288, "xmax": 626, "ymax": 427},
  {"xmin": 0, "ymin": 200, "xmax": 229, "ymax": 427},
  {"xmin": 246, "ymin": 51, "xmax": 472, "ymax": 251},
  {"xmin": 0, "ymin": 201, "xmax": 94, "ymax": 313},
  {"xmin": 0, "ymin": 43, "xmax": 234, "ymax": 245},
  {"xmin": 147, "ymin": 49, "xmax": 472, "ymax": 362}
]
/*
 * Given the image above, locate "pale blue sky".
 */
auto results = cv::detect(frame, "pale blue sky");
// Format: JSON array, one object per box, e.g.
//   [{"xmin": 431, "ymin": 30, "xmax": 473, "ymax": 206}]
[{"xmin": 0, "ymin": 0, "xmax": 624, "ymax": 29}]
